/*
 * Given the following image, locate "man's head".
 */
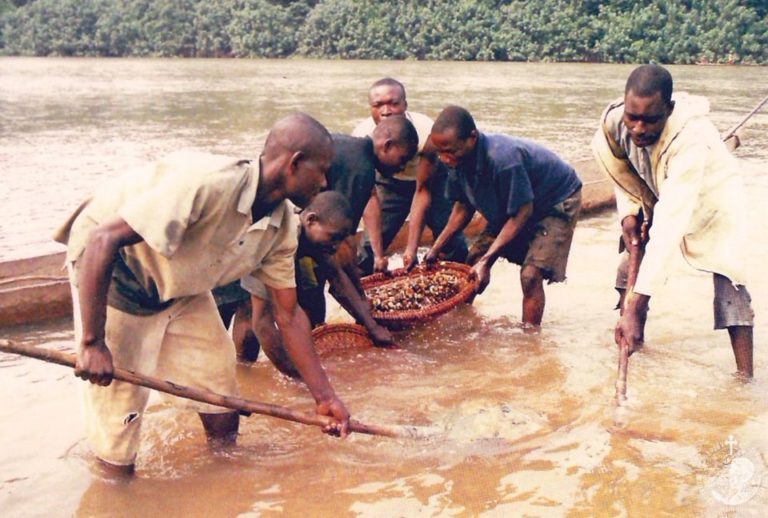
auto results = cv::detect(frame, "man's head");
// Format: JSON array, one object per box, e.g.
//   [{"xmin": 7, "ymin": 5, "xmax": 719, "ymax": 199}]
[
  {"xmin": 623, "ymin": 64, "xmax": 675, "ymax": 148},
  {"xmin": 262, "ymin": 113, "xmax": 334, "ymax": 208},
  {"xmin": 367, "ymin": 77, "xmax": 407, "ymax": 125},
  {"xmin": 430, "ymin": 105, "xmax": 478, "ymax": 168},
  {"xmin": 371, "ymin": 115, "xmax": 419, "ymax": 177},
  {"xmin": 299, "ymin": 191, "xmax": 355, "ymax": 255}
]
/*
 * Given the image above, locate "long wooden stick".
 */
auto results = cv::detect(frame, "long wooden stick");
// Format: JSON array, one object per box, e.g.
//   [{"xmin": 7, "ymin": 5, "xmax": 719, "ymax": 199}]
[
  {"xmin": 721, "ymin": 94, "xmax": 768, "ymax": 143},
  {"xmin": 0, "ymin": 339, "xmax": 435, "ymax": 440},
  {"xmin": 615, "ymin": 98, "xmax": 766, "ymax": 402},
  {"xmin": 616, "ymin": 224, "xmax": 646, "ymax": 404}
]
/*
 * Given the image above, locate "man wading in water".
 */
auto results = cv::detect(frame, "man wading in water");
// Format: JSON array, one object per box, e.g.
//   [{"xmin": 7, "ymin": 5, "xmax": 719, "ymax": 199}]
[
  {"xmin": 592, "ymin": 64, "xmax": 755, "ymax": 377},
  {"xmin": 353, "ymin": 78, "xmax": 468, "ymax": 274},
  {"xmin": 54, "ymin": 113, "xmax": 351, "ymax": 474},
  {"xmin": 424, "ymin": 106, "xmax": 582, "ymax": 328}
]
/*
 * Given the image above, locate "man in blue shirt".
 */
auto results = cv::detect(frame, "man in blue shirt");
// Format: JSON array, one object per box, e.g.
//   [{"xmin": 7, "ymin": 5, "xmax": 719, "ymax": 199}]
[{"xmin": 425, "ymin": 106, "xmax": 582, "ymax": 328}]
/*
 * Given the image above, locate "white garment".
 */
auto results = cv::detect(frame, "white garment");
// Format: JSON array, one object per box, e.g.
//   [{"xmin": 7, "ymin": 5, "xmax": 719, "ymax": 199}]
[{"xmin": 593, "ymin": 93, "xmax": 748, "ymax": 296}]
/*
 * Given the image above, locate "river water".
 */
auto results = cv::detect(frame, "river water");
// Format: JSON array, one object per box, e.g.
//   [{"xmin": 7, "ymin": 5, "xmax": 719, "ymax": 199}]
[{"xmin": 1, "ymin": 58, "xmax": 767, "ymax": 517}]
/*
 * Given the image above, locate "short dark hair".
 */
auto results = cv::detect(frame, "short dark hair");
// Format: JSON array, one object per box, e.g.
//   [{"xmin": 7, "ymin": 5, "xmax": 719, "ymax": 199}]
[
  {"xmin": 373, "ymin": 115, "xmax": 419, "ymax": 157},
  {"xmin": 625, "ymin": 65, "xmax": 673, "ymax": 105},
  {"xmin": 369, "ymin": 77, "xmax": 406, "ymax": 100},
  {"xmin": 432, "ymin": 105, "xmax": 477, "ymax": 140},
  {"xmin": 305, "ymin": 191, "xmax": 354, "ymax": 235}
]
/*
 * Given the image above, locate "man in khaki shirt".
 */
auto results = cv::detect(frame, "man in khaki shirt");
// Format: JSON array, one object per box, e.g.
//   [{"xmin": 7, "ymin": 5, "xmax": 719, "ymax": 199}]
[{"xmin": 54, "ymin": 113, "xmax": 351, "ymax": 474}]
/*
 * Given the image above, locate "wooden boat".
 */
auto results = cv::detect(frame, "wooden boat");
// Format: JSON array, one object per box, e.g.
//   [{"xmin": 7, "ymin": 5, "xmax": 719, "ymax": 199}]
[
  {"xmin": 0, "ymin": 158, "xmax": 615, "ymax": 328},
  {"xmin": 0, "ymin": 252, "xmax": 71, "ymax": 328}
]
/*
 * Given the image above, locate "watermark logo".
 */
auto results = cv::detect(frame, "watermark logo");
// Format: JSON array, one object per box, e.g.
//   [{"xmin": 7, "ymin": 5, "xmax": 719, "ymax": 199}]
[{"xmin": 705, "ymin": 435, "xmax": 764, "ymax": 507}]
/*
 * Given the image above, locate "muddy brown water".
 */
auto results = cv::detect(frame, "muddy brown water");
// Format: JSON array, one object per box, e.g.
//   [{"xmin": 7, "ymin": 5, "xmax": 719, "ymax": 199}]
[{"xmin": 1, "ymin": 58, "xmax": 767, "ymax": 517}]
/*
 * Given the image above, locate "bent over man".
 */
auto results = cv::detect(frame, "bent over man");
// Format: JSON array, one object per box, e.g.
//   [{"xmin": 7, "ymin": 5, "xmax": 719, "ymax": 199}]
[
  {"xmin": 53, "ymin": 114, "xmax": 351, "ymax": 474},
  {"xmin": 426, "ymin": 106, "xmax": 582, "ymax": 328},
  {"xmin": 353, "ymin": 77, "xmax": 467, "ymax": 274},
  {"xmin": 592, "ymin": 64, "xmax": 754, "ymax": 377},
  {"xmin": 244, "ymin": 117, "xmax": 420, "ymax": 373}
]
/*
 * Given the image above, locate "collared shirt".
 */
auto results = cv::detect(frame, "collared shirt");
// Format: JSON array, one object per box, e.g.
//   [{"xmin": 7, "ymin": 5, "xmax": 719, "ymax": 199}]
[
  {"xmin": 595, "ymin": 94, "xmax": 748, "ymax": 296},
  {"xmin": 327, "ymin": 134, "xmax": 377, "ymax": 229},
  {"xmin": 447, "ymin": 133, "xmax": 582, "ymax": 234},
  {"xmin": 54, "ymin": 150, "xmax": 298, "ymax": 314},
  {"xmin": 609, "ymin": 109, "xmax": 659, "ymax": 197},
  {"xmin": 351, "ymin": 111, "xmax": 434, "ymax": 182}
]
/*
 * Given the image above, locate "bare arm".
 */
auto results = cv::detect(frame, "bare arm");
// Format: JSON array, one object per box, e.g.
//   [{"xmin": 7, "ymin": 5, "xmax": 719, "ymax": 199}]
[
  {"xmin": 615, "ymin": 214, "xmax": 648, "ymax": 355},
  {"xmin": 361, "ymin": 188, "xmax": 388, "ymax": 273},
  {"xmin": 75, "ymin": 217, "xmax": 144, "ymax": 386},
  {"xmin": 268, "ymin": 286, "xmax": 350, "ymax": 436},
  {"xmin": 320, "ymin": 254, "xmax": 394, "ymax": 346},
  {"xmin": 403, "ymin": 142, "xmax": 438, "ymax": 270},
  {"xmin": 249, "ymin": 295, "xmax": 300, "ymax": 378},
  {"xmin": 425, "ymin": 200, "xmax": 475, "ymax": 263}
]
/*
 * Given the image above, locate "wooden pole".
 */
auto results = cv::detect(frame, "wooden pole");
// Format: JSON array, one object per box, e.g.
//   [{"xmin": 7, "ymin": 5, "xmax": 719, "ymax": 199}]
[
  {"xmin": 721, "ymin": 94, "xmax": 768, "ymax": 143},
  {"xmin": 614, "ymin": 97, "xmax": 765, "ymax": 403},
  {"xmin": 0, "ymin": 339, "xmax": 435, "ymax": 440},
  {"xmin": 616, "ymin": 224, "xmax": 645, "ymax": 404}
]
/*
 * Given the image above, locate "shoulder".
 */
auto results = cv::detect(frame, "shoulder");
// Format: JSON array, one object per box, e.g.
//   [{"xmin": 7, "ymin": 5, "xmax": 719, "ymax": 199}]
[
  {"xmin": 601, "ymin": 98, "xmax": 625, "ymax": 139},
  {"xmin": 333, "ymin": 133, "xmax": 370, "ymax": 150},
  {"xmin": 351, "ymin": 117, "xmax": 376, "ymax": 137},
  {"xmin": 331, "ymin": 134, "xmax": 374, "ymax": 165}
]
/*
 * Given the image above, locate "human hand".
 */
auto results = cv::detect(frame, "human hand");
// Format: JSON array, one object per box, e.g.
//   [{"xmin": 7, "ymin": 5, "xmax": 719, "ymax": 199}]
[
  {"xmin": 316, "ymin": 395, "xmax": 350, "ymax": 438},
  {"xmin": 469, "ymin": 259, "xmax": 492, "ymax": 294},
  {"xmin": 369, "ymin": 324, "xmax": 395, "ymax": 347},
  {"xmin": 401, "ymin": 250, "xmax": 417, "ymax": 272},
  {"xmin": 373, "ymin": 255, "xmax": 390, "ymax": 275},
  {"xmin": 75, "ymin": 339, "xmax": 114, "ymax": 386},
  {"xmin": 621, "ymin": 215, "xmax": 648, "ymax": 249},
  {"xmin": 614, "ymin": 307, "xmax": 646, "ymax": 356},
  {"xmin": 423, "ymin": 247, "xmax": 440, "ymax": 266}
]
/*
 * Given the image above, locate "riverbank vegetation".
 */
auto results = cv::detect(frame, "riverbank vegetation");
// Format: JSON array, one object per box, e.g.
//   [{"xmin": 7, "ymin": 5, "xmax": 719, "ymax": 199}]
[{"xmin": 1, "ymin": 0, "xmax": 766, "ymax": 64}]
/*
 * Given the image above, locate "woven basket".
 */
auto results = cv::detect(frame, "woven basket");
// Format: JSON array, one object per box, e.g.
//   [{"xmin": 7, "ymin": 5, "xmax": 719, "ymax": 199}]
[
  {"xmin": 311, "ymin": 323, "xmax": 374, "ymax": 357},
  {"xmin": 361, "ymin": 261, "xmax": 476, "ymax": 329}
]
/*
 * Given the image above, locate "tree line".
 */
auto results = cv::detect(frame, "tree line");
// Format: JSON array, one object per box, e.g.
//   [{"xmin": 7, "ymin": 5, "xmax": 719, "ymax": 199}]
[{"xmin": 1, "ymin": 0, "xmax": 766, "ymax": 64}]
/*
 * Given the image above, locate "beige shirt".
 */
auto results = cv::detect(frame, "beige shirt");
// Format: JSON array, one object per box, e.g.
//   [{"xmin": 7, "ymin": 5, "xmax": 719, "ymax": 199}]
[
  {"xmin": 54, "ymin": 151, "xmax": 298, "ymax": 311},
  {"xmin": 592, "ymin": 94, "xmax": 747, "ymax": 296},
  {"xmin": 352, "ymin": 111, "xmax": 434, "ymax": 181}
]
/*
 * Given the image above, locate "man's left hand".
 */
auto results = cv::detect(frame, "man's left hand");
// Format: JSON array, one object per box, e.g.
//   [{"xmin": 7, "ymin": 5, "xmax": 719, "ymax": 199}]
[
  {"xmin": 470, "ymin": 259, "xmax": 492, "ymax": 294},
  {"xmin": 368, "ymin": 324, "xmax": 395, "ymax": 347},
  {"xmin": 614, "ymin": 307, "xmax": 646, "ymax": 356}
]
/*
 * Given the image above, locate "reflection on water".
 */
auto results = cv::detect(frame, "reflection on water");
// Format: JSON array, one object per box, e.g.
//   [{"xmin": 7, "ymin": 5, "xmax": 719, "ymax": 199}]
[{"xmin": 1, "ymin": 59, "xmax": 767, "ymax": 517}]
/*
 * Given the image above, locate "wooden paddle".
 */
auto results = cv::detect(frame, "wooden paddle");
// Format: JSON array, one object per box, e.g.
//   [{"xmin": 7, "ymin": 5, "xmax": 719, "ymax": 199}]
[{"xmin": 0, "ymin": 339, "xmax": 437, "ymax": 440}]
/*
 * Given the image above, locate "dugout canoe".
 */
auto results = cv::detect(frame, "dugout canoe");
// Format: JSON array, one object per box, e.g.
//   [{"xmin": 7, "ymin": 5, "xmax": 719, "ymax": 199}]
[{"xmin": 0, "ymin": 158, "xmax": 615, "ymax": 328}]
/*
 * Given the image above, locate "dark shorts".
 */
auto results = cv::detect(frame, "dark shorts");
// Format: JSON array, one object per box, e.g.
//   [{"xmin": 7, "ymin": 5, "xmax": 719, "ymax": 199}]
[
  {"xmin": 615, "ymin": 257, "xmax": 754, "ymax": 329},
  {"xmin": 467, "ymin": 188, "xmax": 581, "ymax": 283}
]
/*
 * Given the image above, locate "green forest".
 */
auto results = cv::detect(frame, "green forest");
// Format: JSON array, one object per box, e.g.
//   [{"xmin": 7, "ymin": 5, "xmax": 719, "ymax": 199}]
[{"xmin": 1, "ymin": 0, "xmax": 766, "ymax": 64}]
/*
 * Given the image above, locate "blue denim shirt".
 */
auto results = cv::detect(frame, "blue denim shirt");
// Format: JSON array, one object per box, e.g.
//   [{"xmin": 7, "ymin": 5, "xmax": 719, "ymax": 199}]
[{"xmin": 447, "ymin": 133, "xmax": 581, "ymax": 233}]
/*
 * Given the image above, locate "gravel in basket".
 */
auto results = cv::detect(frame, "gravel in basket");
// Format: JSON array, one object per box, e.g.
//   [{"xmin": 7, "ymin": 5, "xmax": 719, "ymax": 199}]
[{"xmin": 361, "ymin": 261, "xmax": 476, "ymax": 329}]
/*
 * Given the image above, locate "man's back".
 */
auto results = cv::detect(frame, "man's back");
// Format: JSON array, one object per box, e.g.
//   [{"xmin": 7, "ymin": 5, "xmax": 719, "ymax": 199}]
[
  {"xmin": 327, "ymin": 134, "xmax": 377, "ymax": 230},
  {"xmin": 450, "ymin": 133, "xmax": 581, "ymax": 232}
]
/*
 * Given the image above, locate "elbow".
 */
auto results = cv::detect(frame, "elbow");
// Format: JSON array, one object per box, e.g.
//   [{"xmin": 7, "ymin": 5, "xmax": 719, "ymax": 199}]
[{"xmin": 85, "ymin": 226, "xmax": 121, "ymax": 260}]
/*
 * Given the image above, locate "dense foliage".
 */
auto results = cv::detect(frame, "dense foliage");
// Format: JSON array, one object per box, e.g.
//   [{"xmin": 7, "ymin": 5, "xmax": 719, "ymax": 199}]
[{"xmin": 1, "ymin": 0, "xmax": 766, "ymax": 64}]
